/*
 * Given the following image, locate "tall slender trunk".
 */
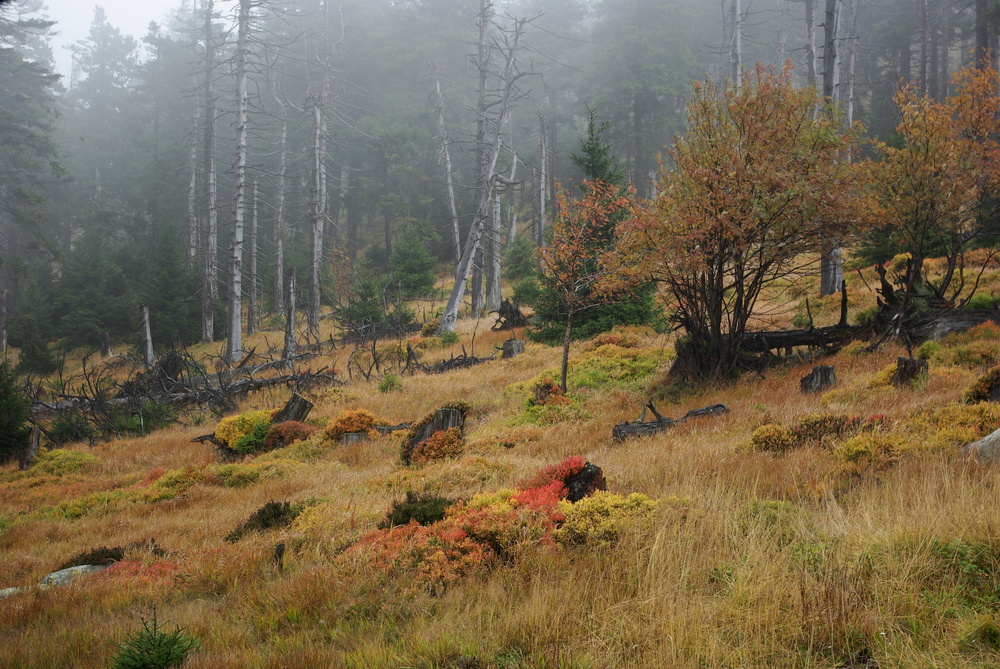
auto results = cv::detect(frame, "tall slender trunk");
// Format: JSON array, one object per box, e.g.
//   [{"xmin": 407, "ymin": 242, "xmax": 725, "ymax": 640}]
[
  {"xmin": 920, "ymin": 0, "xmax": 929, "ymax": 97},
  {"xmin": 282, "ymin": 270, "xmax": 296, "ymax": 369},
  {"xmin": 537, "ymin": 114, "xmax": 548, "ymax": 247},
  {"xmin": 433, "ymin": 67, "xmax": 461, "ymax": 263},
  {"xmin": 730, "ymin": 0, "xmax": 742, "ymax": 87},
  {"xmin": 976, "ymin": 0, "xmax": 992, "ymax": 68},
  {"xmin": 200, "ymin": 0, "xmax": 217, "ymax": 343},
  {"xmin": 486, "ymin": 190, "xmax": 502, "ymax": 312},
  {"xmin": 805, "ymin": 0, "xmax": 818, "ymax": 86},
  {"xmin": 140, "ymin": 304, "xmax": 154, "ymax": 368},
  {"xmin": 226, "ymin": 0, "xmax": 250, "ymax": 363},
  {"xmin": 308, "ymin": 97, "xmax": 325, "ymax": 338},
  {"xmin": 820, "ymin": 0, "xmax": 843, "ymax": 297},
  {"xmin": 273, "ymin": 97, "xmax": 286, "ymax": 313},
  {"xmin": 438, "ymin": 19, "xmax": 526, "ymax": 334},
  {"xmin": 248, "ymin": 179, "xmax": 259, "ymax": 336},
  {"xmin": 470, "ymin": 0, "xmax": 493, "ymax": 320},
  {"xmin": 843, "ymin": 0, "xmax": 860, "ymax": 127},
  {"xmin": 187, "ymin": 107, "xmax": 199, "ymax": 267}
]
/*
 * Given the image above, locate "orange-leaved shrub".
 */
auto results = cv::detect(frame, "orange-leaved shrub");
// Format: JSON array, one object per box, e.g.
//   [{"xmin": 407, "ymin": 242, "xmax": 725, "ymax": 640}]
[
  {"xmin": 323, "ymin": 409, "xmax": 381, "ymax": 441},
  {"xmin": 339, "ymin": 456, "xmax": 603, "ymax": 594},
  {"xmin": 263, "ymin": 421, "xmax": 319, "ymax": 450},
  {"xmin": 410, "ymin": 428, "xmax": 464, "ymax": 466}
]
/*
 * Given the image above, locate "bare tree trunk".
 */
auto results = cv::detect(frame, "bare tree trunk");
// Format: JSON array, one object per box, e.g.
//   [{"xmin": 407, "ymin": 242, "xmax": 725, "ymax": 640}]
[
  {"xmin": 438, "ymin": 19, "xmax": 527, "ymax": 334},
  {"xmin": 187, "ymin": 108, "xmax": 199, "ymax": 268},
  {"xmin": 820, "ymin": 0, "xmax": 843, "ymax": 297},
  {"xmin": 842, "ymin": 0, "xmax": 860, "ymax": 127},
  {"xmin": 537, "ymin": 114, "xmax": 547, "ymax": 247},
  {"xmin": 140, "ymin": 303, "xmax": 154, "ymax": 368},
  {"xmin": 0, "ymin": 287, "xmax": 8, "ymax": 352},
  {"xmin": 273, "ymin": 97, "xmax": 287, "ymax": 313},
  {"xmin": 226, "ymin": 0, "xmax": 250, "ymax": 364},
  {"xmin": 976, "ymin": 0, "xmax": 992, "ymax": 68},
  {"xmin": 486, "ymin": 190, "xmax": 502, "ymax": 312},
  {"xmin": 433, "ymin": 67, "xmax": 461, "ymax": 263},
  {"xmin": 940, "ymin": 0, "xmax": 950, "ymax": 98},
  {"xmin": 308, "ymin": 97, "xmax": 326, "ymax": 339},
  {"xmin": 248, "ymin": 179, "xmax": 259, "ymax": 336},
  {"xmin": 282, "ymin": 270, "xmax": 296, "ymax": 369},
  {"xmin": 920, "ymin": 0, "xmax": 929, "ymax": 97},
  {"xmin": 730, "ymin": 0, "xmax": 742, "ymax": 87},
  {"xmin": 806, "ymin": 0, "xmax": 818, "ymax": 86},
  {"xmin": 470, "ymin": 0, "xmax": 493, "ymax": 321},
  {"xmin": 200, "ymin": 0, "xmax": 217, "ymax": 343}
]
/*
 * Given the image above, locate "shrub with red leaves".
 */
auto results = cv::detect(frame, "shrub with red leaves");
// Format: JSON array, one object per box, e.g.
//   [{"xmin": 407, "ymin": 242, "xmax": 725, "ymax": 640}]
[{"xmin": 263, "ymin": 421, "xmax": 319, "ymax": 450}]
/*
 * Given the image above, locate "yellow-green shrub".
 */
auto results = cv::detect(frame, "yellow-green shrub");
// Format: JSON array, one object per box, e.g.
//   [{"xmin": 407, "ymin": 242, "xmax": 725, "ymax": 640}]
[
  {"xmin": 962, "ymin": 367, "xmax": 1000, "ymax": 403},
  {"xmin": 214, "ymin": 410, "xmax": 276, "ymax": 453},
  {"xmin": 745, "ymin": 424, "xmax": 795, "ymax": 453},
  {"xmin": 553, "ymin": 491, "xmax": 660, "ymax": 546},
  {"xmin": 869, "ymin": 362, "xmax": 899, "ymax": 388},
  {"xmin": 28, "ymin": 448, "xmax": 98, "ymax": 476},
  {"xmin": 834, "ymin": 433, "xmax": 903, "ymax": 463}
]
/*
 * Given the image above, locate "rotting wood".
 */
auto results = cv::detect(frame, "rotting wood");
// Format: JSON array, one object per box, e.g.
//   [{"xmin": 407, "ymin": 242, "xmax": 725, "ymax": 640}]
[
  {"xmin": 800, "ymin": 365, "xmax": 836, "ymax": 393},
  {"xmin": 272, "ymin": 393, "xmax": 313, "ymax": 424},
  {"xmin": 612, "ymin": 403, "xmax": 730, "ymax": 442}
]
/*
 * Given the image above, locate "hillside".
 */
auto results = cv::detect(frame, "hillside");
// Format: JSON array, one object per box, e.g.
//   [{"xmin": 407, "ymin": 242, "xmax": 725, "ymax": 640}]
[{"xmin": 2, "ymin": 293, "xmax": 1000, "ymax": 668}]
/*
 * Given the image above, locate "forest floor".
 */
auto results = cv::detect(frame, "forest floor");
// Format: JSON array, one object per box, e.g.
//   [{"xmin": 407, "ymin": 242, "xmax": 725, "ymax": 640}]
[{"xmin": 2, "ymin": 264, "xmax": 1000, "ymax": 668}]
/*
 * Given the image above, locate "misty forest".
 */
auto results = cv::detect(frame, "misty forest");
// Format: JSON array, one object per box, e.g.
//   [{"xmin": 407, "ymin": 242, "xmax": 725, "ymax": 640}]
[{"xmin": 5, "ymin": 0, "xmax": 1000, "ymax": 667}]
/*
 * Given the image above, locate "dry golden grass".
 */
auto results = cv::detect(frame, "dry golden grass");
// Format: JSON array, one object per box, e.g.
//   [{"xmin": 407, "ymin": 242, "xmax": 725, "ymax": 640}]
[{"xmin": 4, "ymin": 283, "xmax": 1000, "ymax": 668}]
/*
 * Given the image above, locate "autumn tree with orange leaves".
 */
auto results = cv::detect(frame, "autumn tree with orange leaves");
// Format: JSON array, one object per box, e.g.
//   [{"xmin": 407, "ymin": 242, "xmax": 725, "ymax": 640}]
[
  {"xmin": 540, "ymin": 180, "xmax": 640, "ymax": 393},
  {"xmin": 867, "ymin": 63, "xmax": 1000, "ymax": 308},
  {"xmin": 620, "ymin": 65, "xmax": 868, "ymax": 381}
]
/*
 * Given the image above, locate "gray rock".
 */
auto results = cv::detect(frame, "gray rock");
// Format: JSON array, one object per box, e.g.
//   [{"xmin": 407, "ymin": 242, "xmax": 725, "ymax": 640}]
[
  {"xmin": 0, "ymin": 586, "xmax": 27, "ymax": 599},
  {"xmin": 963, "ymin": 427, "xmax": 1000, "ymax": 464},
  {"xmin": 39, "ymin": 564, "xmax": 108, "ymax": 588}
]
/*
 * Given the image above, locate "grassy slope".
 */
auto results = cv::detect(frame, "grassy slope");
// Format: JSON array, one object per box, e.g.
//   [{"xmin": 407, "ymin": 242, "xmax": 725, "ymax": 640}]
[{"xmin": 2, "ymin": 280, "xmax": 1000, "ymax": 668}]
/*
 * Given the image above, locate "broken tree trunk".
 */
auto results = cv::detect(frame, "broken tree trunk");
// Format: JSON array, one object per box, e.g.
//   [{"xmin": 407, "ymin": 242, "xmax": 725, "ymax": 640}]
[
  {"xmin": 272, "ymin": 393, "xmax": 313, "ymax": 424},
  {"xmin": 893, "ymin": 357, "xmax": 928, "ymax": 387},
  {"xmin": 612, "ymin": 403, "xmax": 731, "ymax": 442},
  {"xmin": 139, "ymin": 304, "xmax": 154, "ymax": 368},
  {"xmin": 800, "ymin": 365, "xmax": 836, "ymax": 393}
]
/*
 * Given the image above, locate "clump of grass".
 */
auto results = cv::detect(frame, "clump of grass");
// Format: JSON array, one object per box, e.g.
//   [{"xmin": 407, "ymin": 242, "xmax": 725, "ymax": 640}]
[
  {"xmin": 58, "ymin": 538, "xmax": 164, "ymax": 570},
  {"xmin": 27, "ymin": 448, "xmax": 99, "ymax": 476},
  {"xmin": 378, "ymin": 491, "xmax": 456, "ymax": 529},
  {"xmin": 226, "ymin": 500, "xmax": 302, "ymax": 542},
  {"xmin": 745, "ymin": 424, "xmax": 795, "ymax": 453}
]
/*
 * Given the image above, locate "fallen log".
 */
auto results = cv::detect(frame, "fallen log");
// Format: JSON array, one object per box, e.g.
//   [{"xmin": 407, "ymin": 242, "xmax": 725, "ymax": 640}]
[
  {"xmin": 612, "ymin": 402, "xmax": 730, "ymax": 442},
  {"xmin": 741, "ymin": 323, "xmax": 861, "ymax": 354}
]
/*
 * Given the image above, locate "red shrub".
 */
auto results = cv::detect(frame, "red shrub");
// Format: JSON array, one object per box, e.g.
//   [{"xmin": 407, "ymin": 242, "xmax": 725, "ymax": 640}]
[
  {"xmin": 263, "ymin": 421, "xmax": 319, "ymax": 450},
  {"xmin": 518, "ymin": 455, "xmax": 587, "ymax": 491}
]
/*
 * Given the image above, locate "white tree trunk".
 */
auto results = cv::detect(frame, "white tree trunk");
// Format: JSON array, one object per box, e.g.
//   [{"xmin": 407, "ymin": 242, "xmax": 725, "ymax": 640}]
[
  {"xmin": 439, "ymin": 18, "xmax": 527, "ymax": 333},
  {"xmin": 308, "ymin": 97, "xmax": 326, "ymax": 339},
  {"xmin": 820, "ymin": 0, "xmax": 844, "ymax": 297},
  {"xmin": 140, "ymin": 304, "xmax": 154, "ymax": 368},
  {"xmin": 226, "ymin": 0, "xmax": 250, "ymax": 364},
  {"xmin": 283, "ymin": 270, "xmax": 296, "ymax": 369},
  {"xmin": 187, "ymin": 108, "xmax": 198, "ymax": 268},
  {"xmin": 274, "ymin": 97, "xmax": 287, "ymax": 313},
  {"xmin": 248, "ymin": 179, "xmax": 259, "ymax": 336},
  {"xmin": 433, "ymin": 67, "xmax": 461, "ymax": 263},
  {"xmin": 200, "ymin": 0, "xmax": 217, "ymax": 343},
  {"xmin": 486, "ymin": 190, "xmax": 502, "ymax": 312},
  {"xmin": 537, "ymin": 114, "xmax": 548, "ymax": 247},
  {"xmin": 730, "ymin": 0, "xmax": 743, "ymax": 87},
  {"xmin": 805, "ymin": 0, "xmax": 818, "ymax": 87}
]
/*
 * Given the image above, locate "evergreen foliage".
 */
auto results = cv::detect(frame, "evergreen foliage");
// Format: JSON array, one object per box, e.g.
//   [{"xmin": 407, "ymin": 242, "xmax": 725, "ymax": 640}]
[
  {"xmin": 526, "ymin": 109, "xmax": 661, "ymax": 346},
  {"xmin": 0, "ymin": 360, "xmax": 30, "ymax": 463},
  {"xmin": 109, "ymin": 612, "xmax": 199, "ymax": 669}
]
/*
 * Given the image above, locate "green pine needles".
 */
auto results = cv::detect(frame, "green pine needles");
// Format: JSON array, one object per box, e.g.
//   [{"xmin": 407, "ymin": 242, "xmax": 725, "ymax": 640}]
[{"xmin": 110, "ymin": 611, "xmax": 199, "ymax": 669}]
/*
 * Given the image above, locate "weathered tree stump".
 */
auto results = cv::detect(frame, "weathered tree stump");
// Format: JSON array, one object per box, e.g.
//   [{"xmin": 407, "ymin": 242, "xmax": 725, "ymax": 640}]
[
  {"xmin": 402, "ymin": 406, "xmax": 469, "ymax": 464},
  {"xmin": 892, "ymin": 357, "xmax": 928, "ymax": 388},
  {"xmin": 492, "ymin": 298, "xmax": 529, "ymax": 331},
  {"xmin": 502, "ymin": 338, "xmax": 525, "ymax": 359},
  {"xmin": 19, "ymin": 426, "xmax": 40, "ymax": 471},
  {"xmin": 341, "ymin": 432, "xmax": 369, "ymax": 446},
  {"xmin": 273, "ymin": 393, "xmax": 313, "ymax": 424},
  {"xmin": 800, "ymin": 365, "xmax": 836, "ymax": 393},
  {"xmin": 612, "ymin": 403, "xmax": 730, "ymax": 441},
  {"xmin": 565, "ymin": 462, "xmax": 607, "ymax": 502}
]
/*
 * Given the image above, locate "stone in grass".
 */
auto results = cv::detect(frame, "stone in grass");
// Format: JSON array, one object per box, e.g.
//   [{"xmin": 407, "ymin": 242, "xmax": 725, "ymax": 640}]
[
  {"xmin": 963, "ymin": 427, "xmax": 1000, "ymax": 465},
  {"xmin": 40, "ymin": 564, "xmax": 109, "ymax": 587}
]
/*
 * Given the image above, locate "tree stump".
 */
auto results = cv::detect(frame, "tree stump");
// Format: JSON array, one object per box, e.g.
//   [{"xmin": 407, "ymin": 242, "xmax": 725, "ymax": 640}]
[
  {"xmin": 341, "ymin": 432, "xmax": 369, "ymax": 446},
  {"xmin": 892, "ymin": 357, "xmax": 928, "ymax": 388},
  {"xmin": 19, "ymin": 426, "xmax": 40, "ymax": 471},
  {"xmin": 502, "ymin": 338, "xmax": 525, "ymax": 359},
  {"xmin": 565, "ymin": 462, "xmax": 607, "ymax": 502},
  {"xmin": 403, "ymin": 406, "xmax": 468, "ymax": 463},
  {"xmin": 273, "ymin": 393, "xmax": 313, "ymax": 424},
  {"xmin": 800, "ymin": 365, "xmax": 836, "ymax": 393}
]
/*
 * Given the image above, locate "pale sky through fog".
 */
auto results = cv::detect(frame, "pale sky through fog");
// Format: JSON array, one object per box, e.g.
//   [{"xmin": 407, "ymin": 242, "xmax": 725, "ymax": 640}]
[{"xmin": 43, "ymin": 0, "xmax": 182, "ymax": 78}]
